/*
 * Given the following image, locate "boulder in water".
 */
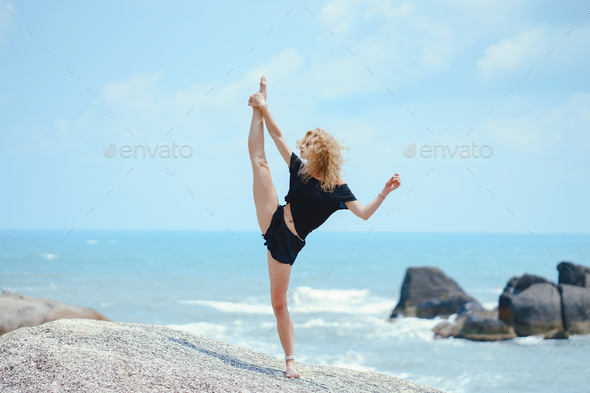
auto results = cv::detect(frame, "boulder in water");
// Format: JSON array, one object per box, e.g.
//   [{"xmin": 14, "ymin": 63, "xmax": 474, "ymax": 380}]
[{"xmin": 391, "ymin": 267, "xmax": 480, "ymax": 318}]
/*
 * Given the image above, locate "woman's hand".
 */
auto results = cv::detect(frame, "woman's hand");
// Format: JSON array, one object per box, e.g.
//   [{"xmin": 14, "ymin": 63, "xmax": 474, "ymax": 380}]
[
  {"xmin": 248, "ymin": 92, "xmax": 266, "ymax": 108},
  {"xmin": 383, "ymin": 173, "xmax": 401, "ymax": 195}
]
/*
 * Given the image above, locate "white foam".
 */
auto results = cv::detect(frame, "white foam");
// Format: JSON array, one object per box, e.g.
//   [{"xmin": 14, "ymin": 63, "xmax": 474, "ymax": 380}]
[
  {"xmin": 296, "ymin": 317, "xmax": 327, "ymax": 328},
  {"xmin": 42, "ymin": 253, "xmax": 58, "ymax": 260},
  {"xmin": 86, "ymin": 240, "xmax": 99, "ymax": 245},
  {"xmin": 330, "ymin": 357, "xmax": 370, "ymax": 373},
  {"xmin": 414, "ymin": 372, "xmax": 472, "ymax": 393},
  {"xmin": 291, "ymin": 286, "xmax": 395, "ymax": 316},
  {"xmin": 513, "ymin": 335, "xmax": 545, "ymax": 346},
  {"xmin": 178, "ymin": 299, "xmax": 273, "ymax": 314},
  {"xmin": 482, "ymin": 301, "xmax": 498, "ymax": 310},
  {"xmin": 167, "ymin": 321, "xmax": 280, "ymax": 355},
  {"xmin": 166, "ymin": 321, "xmax": 229, "ymax": 340},
  {"xmin": 179, "ymin": 286, "xmax": 397, "ymax": 317},
  {"xmin": 368, "ymin": 315, "xmax": 442, "ymax": 341}
]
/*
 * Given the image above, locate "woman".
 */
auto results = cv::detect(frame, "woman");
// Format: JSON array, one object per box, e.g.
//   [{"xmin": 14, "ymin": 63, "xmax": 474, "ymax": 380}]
[{"xmin": 247, "ymin": 76, "xmax": 401, "ymax": 378}]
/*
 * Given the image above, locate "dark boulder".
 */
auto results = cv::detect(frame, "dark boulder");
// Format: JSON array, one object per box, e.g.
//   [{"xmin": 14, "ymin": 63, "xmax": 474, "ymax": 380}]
[
  {"xmin": 509, "ymin": 283, "xmax": 564, "ymax": 338},
  {"xmin": 558, "ymin": 261, "xmax": 590, "ymax": 287},
  {"xmin": 498, "ymin": 275, "xmax": 520, "ymax": 324},
  {"xmin": 432, "ymin": 309, "xmax": 514, "ymax": 341},
  {"xmin": 513, "ymin": 274, "xmax": 552, "ymax": 294},
  {"xmin": 559, "ymin": 283, "xmax": 590, "ymax": 335},
  {"xmin": 458, "ymin": 301, "xmax": 485, "ymax": 316},
  {"xmin": 456, "ymin": 314, "xmax": 516, "ymax": 341},
  {"xmin": 499, "ymin": 274, "xmax": 551, "ymax": 325},
  {"xmin": 417, "ymin": 292, "xmax": 478, "ymax": 319},
  {"xmin": 391, "ymin": 267, "xmax": 479, "ymax": 318}
]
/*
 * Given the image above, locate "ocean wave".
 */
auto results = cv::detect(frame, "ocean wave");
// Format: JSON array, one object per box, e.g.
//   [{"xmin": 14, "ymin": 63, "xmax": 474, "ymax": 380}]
[
  {"xmin": 291, "ymin": 286, "xmax": 396, "ymax": 316},
  {"xmin": 412, "ymin": 371, "xmax": 473, "ymax": 393},
  {"xmin": 482, "ymin": 301, "xmax": 498, "ymax": 310},
  {"xmin": 178, "ymin": 299, "xmax": 274, "ymax": 314},
  {"xmin": 328, "ymin": 357, "xmax": 370, "ymax": 373},
  {"xmin": 167, "ymin": 322, "xmax": 280, "ymax": 355},
  {"xmin": 166, "ymin": 321, "xmax": 229, "ymax": 340},
  {"xmin": 179, "ymin": 286, "xmax": 397, "ymax": 317},
  {"xmin": 366, "ymin": 315, "xmax": 442, "ymax": 341},
  {"xmin": 512, "ymin": 335, "xmax": 545, "ymax": 346}
]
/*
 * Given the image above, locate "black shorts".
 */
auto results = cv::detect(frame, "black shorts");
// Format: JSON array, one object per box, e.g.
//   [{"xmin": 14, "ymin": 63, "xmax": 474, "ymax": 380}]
[{"xmin": 262, "ymin": 204, "xmax": 306, "ymax": 266}]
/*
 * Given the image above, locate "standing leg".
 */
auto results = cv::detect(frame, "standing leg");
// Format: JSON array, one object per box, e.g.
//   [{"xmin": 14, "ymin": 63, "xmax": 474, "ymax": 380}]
[
  {"xmin": 267, "ymin": 250, "xmax": 299, "ymax": 378},
  {"xmin": 249, "ymin": 76, "xmax": 278, "ymax": 234}
]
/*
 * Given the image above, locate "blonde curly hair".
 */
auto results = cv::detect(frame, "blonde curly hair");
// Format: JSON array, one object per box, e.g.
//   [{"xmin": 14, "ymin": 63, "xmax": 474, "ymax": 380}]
[{"xmin": 295, "ymin": 127, "xmax": 351, "ymax": 193}]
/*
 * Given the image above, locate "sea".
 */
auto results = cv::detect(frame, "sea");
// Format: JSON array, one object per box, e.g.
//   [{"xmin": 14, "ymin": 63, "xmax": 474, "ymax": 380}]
[{"xmin": 1, "ymin": 229, "xmax": 589, "ymax": 393}]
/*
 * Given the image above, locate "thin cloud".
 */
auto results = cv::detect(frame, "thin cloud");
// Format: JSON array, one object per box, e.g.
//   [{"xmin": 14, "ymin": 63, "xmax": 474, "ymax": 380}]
[
  {"xmin": 477, "ymin": 29, "xmax": 548, "ymax": 78},
  {"xmin": 483, "ymin": 93, "xmax": 590, "ymax": 154}
]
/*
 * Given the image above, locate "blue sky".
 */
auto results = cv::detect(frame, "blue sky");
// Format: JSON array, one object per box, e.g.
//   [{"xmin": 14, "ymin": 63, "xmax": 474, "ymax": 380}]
[{"xmin": 1, "ymin": 0, "xmax": 588, "ymax": 234}]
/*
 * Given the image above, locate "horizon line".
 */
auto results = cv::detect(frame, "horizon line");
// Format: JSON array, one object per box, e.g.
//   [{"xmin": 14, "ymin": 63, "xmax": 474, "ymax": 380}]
[{"xmin": 0, "ymin": 228, "xmax": 588, "ymax": 236}]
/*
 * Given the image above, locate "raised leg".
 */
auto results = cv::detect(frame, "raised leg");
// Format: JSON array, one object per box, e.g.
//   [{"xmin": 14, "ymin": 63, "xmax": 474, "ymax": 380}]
[
  {"xmin": 267, "ymin": 250, "xmax": 299, "ymax": 378},
  {"xmin": 249, "ymin": 77, "xmax": 278, "ymax": 234}
]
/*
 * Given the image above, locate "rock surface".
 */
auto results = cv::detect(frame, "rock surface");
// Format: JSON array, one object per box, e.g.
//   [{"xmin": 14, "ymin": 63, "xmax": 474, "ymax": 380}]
[
  {"xmin": 557, "ymin": 261, "xmax": 590, "ymax": 287},
  {"xmin": 432, "ymin": 309, "xmax": 516, "ymax": 341},
  {"xmin": 417, "ymin": 292, "xmax": 477, "ymax": 319},
  {"xmin": 391, "ymin": 267, "xmax": 479, "ymax": 318},
  {"xmin": 497, "ymin": 265, "xmax": 590, "ymax": 338},
  {"xmin": 509, "ymin": 283, "xmax": 564, "ymax": 338},
  {"xmin": 0, "ymin": 318, "xmax": 445, "ymax": 393},
  {"xmin": 0, "ymin": 292, "xmax": 109, "ymax": 336},
  {"xmin": 498, "ymin": 275, "xmax": 520, "ymax": 325},
  {"xmin": 433, "ymin": 261, "xmax": 590, "ymax": 341},
  {"xmin": 560, "ymin": 283, "xmax": 590, "ymax": 335},
  {"xmin": 455, "ymin": 314, "xmax": 515, "ymax": 341},
  {"xmin": 498, "ymin": 274, "xmax": 551, "ymax": 326}
]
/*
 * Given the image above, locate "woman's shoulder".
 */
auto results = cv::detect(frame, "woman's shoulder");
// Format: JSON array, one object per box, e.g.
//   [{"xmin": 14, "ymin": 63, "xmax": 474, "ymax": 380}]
[{"xmin": 290, "ymin": 152, "xmax": 303, "ymax": 171}]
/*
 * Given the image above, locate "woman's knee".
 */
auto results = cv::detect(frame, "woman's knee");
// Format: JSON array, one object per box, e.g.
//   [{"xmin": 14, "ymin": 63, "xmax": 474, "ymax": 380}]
[
  {"xmin": 251, "ymin": 156, "xmax": 269, "ymax": 168},
  {"xmin": 270, "ymin": 290, "xmax": 288, "ymax": 314},
  {"xmin": 271, "ymin": 296, "xmax": 288, "ymax": 316}
]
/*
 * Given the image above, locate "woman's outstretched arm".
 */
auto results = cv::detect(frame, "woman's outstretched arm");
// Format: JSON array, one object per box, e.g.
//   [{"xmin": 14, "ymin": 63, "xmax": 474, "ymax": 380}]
[
  {"xmin": 345, "ymin": 174, "xmax": 401, "ymax": 220},
  {"xmin": 260, "ymin": 104, "xmax": 292, "ymax": 166},
  {"xmin": 249, "ymin": 92, "xmax": 292, "ymax": 166}
]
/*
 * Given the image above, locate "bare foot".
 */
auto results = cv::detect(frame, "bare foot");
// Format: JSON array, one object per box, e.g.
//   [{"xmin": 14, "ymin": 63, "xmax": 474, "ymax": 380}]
[
  {"xmin": 259, "ymin": 76, "xmax": 267, "ymax": 101},
  {"xmin": 285, "ymin": 359, "xmax": 299, "ymax": 378}
]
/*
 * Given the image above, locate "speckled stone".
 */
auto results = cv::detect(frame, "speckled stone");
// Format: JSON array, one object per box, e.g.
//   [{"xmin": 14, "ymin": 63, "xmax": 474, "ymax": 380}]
[{"xmin": 0, "ymin": 318, "xmax": 445, "ymax": 393}]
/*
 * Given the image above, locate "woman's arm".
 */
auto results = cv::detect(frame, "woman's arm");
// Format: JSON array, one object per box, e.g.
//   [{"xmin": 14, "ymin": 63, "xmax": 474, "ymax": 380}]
[
  {"xmin": 249, "ymin": 92, "xmax": 292, "ymax": 165},
  {"xmin": 345, "ymin": 175, "xmax": 401, "ymax": 220},
  {"xmin": 260, "ymin": 103, "xmax": 292, "ymax": 166}
]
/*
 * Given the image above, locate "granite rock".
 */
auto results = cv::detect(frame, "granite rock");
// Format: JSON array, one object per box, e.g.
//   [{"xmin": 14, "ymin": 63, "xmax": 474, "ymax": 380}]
[{"xmin": 0, "ymin": 318, "xmax": 445, "ymax": 393}]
